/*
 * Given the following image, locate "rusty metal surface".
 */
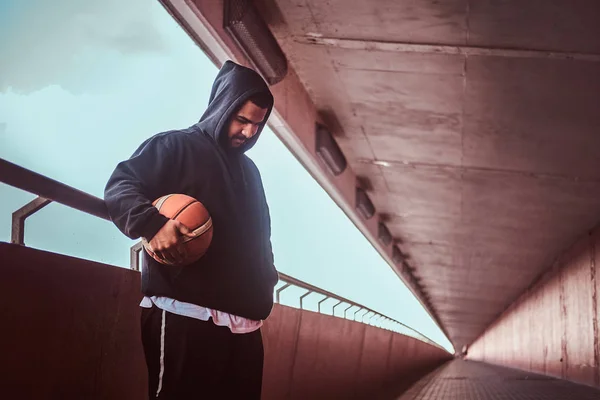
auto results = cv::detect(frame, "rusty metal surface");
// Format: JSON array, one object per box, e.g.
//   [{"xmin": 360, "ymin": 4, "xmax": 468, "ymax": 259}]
[
  {"xmin": 468, "ymin": 227, "xmax": 600, "ymax": 388},
  {"xmin": 397, "ymin": 359, "xmax": 600, "ymax": 400},
  {"xmin": 255, "ymin": 0, "xmax": 600, "ymax": 351},
  {"xmin": 1, "ymin": 242, "xmax": 451, "ymax": 399}
]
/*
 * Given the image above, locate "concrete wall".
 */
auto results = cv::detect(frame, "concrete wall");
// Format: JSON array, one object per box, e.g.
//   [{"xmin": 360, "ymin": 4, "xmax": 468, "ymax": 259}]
[
  {"xmin": 468, "ymin": 228, "xmax": 600, "ymax": 388},
  {"xmin": 1, "ymin": 243, "xmax": 147, "ymax": 400},
  {"xmin": 262, "ymin": 302, "xmax": 450, "ymax": 399},
  {"xmin": 0, "ymin": 242, "xmax": 450, "ymax": 399}
]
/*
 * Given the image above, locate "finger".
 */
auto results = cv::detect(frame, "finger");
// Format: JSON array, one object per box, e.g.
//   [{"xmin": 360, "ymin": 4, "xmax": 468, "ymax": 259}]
[
  {"xmin": 177, "ymin": 241, "xmax": 188, "ymax": 259},
  {"xmin": 157, "ymin": 245, "xmax": 174, "ymax": 264},
  {"xmin": 161, "ymin": 241, "xmax": 181, "ymax": 264},
  {"xmin": 153, "ymin": 244, "xmax": 173, "ymax": 264},
  {"xmin": 148, "ymin": 242, "xmax": 165, "ymax": 259},
  {"xmin": 167, "ymin": 247, "xmax": 183, "ymax": 265},
  {"xmin": 153, "ymin": 249, "xmax": 165, "ymax": 263},
  {"xmin": 177, "ymin": 222, "xmax": 196, "ymax": 238}
]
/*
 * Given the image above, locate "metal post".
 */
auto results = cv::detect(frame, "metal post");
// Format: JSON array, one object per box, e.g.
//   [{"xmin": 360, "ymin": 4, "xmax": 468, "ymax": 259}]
[
  {"xmin": 317, "ymin": 296, "xmax": 330, "ymax": 313},
  {"xmin": 130, "ymin": 241, "xmax": 143, "ymax": 271},
  {"xmin": 344, "ymin": 304, "xmax": 354, "ymax": 319},
  {"xmin": 11, "ymin": 197, "xmax": 52, "ymax": 245},
  {"xmin": 360, "ymin": 309, "xmax": 370, "ymax": 323},
  {"xmin": 299, "ymin": 290, "xmax": 313, "ymax": 310},
  {"xmin": 353, "ymin": 307, "xmax": 364, "ymax": 321},
  {"xmin": 367, "ymin": 312, "xmax": 377, "ymax": 325},
  {"xmin": 332, "ymin": 300, "xmax": 344, "ymax": 317},
  {"xmin": 275, "ymin": 283, "xmax": 292, "ymax": 303}
]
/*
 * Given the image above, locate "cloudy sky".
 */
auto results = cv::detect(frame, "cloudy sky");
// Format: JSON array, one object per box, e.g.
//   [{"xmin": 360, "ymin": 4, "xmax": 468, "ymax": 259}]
[{"xmin": 0, "ymin": 0, "xmax": 452, "ymax": 351}]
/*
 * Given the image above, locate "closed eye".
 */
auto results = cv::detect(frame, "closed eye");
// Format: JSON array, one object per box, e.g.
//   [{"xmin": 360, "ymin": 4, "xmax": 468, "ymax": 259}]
[{"xmin": 236, "ymin": 117, "xmax": 264, "ymax": 128}]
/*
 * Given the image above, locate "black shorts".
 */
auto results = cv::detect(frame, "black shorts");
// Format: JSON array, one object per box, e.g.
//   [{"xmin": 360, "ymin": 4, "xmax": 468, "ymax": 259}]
[{"xmin": 141, "ymin": 305, "xmax": 264, "ymax": 399}]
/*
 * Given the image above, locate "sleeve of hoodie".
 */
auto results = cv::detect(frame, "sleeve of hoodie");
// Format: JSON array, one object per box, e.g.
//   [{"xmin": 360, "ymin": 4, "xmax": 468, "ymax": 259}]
[
  {"xmin": 261, "ymin": 194, "xmax": 278, "ymax": 286},
  {"xmin": 248, "ymin": 158, "xmax": 278, "ymax": 284},
  {"xmin": 104, "ymin": 134, "xmax": 175, "ymax": 240},
  {"xmin": 263, "ymin": 197, "xmax": 275, "ymax": 267}
]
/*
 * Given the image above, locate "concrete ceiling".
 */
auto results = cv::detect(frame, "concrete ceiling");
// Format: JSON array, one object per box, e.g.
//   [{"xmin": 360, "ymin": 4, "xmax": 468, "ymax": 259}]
[{"xmin": 258, "ymin": 0, "xmax": 600, "ymax": 350}]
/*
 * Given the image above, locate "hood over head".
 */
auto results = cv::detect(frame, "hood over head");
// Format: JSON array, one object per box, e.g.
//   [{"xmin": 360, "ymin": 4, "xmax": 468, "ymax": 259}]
[{"xmin": 197, "ymin": 60, "xmax": 274, "ymax": 153}]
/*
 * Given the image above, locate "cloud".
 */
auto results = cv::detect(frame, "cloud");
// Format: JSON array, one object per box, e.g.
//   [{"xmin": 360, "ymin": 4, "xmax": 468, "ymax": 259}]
[
  {"xmin": 75, "ymin": 8, "xmax": 170, "ymax": 56},
  {"xmin": 0, "ymin": 0, "xmax": 171, "ymax": 94}
]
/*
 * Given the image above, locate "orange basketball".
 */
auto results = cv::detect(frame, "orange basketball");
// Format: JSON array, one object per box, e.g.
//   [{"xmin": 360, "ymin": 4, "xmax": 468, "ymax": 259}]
[{"xmin": 142, "ymin": 194, "xmax": 213, "ymax": 266}]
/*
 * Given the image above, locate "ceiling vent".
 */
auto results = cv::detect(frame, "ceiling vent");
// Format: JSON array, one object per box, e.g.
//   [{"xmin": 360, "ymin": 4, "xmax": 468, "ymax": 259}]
[
  {"xmin": 224, "ymin": 0, "xmax": 288, "ymax": 85},
  {"xmin": 315, "ymin": 123, "xmax": 347, "ymax": 176},
  {"xmin": 355, "ymin": 187, "xmax": 375, "ymax": 220}
]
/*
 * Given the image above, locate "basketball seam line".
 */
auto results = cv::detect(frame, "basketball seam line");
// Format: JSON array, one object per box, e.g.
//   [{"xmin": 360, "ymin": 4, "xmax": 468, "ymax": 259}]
[
  {"xmin": 170, "ymin": 199, "xmax": 197, "ymax": 221},
  {"xmin": 155, "ymin": 195, "xmax": 207, "ymax": 231},
  {"xmin": 182, "ymin": 218, "xmax": 213, "ymax": 243},
  {"xmin": 154, "ymin": 194, "xmax": 174, "ymax": 211}
]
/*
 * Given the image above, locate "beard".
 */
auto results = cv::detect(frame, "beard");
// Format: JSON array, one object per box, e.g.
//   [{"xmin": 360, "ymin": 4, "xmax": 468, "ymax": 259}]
[{"xmin": 229, "ymin": 134, "xmax": 247, "ymax": 148}]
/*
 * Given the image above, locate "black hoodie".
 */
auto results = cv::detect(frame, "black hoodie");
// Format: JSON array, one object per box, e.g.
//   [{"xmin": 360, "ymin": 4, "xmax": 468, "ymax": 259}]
[{"xmin": 104, "ymin": 61, "xmax": 279, "ymax": 321}]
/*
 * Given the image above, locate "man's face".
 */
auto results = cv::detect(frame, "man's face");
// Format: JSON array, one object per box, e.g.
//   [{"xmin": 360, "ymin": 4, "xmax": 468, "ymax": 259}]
[{"xmin": 227, "ymin": 100, "xmax": 268, "ymax": 149}]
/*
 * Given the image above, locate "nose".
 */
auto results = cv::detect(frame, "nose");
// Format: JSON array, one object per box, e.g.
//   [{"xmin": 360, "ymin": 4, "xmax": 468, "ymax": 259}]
[{"xmin": 242, "ymin": 123, "xmax": 259, "ymax": 139}]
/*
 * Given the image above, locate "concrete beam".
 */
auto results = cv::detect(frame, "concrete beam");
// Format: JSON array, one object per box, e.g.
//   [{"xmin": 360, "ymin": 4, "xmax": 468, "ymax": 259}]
[{"xmin": 296, "ymin": 35, "xmax": 600, "ymax": 62}]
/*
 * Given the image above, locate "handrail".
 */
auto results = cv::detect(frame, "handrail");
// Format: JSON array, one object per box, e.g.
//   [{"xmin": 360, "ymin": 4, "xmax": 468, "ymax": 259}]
[
  {"xmin": 1, "ymin": 157, "xmax": 442, "ymax": 348},
  {"xmin": 275, "ymin": 273, "xmax": 417, "ymax": 332},
  {"xmin": 0, "ymin": 158, "xmax": 109, "ymax": 220}
]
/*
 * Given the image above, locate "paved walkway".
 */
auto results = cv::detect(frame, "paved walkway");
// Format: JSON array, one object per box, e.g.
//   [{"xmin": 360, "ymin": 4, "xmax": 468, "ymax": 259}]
[{"xmin": 397, "ymin": 359, "xmax": 600, "ymax": 400}]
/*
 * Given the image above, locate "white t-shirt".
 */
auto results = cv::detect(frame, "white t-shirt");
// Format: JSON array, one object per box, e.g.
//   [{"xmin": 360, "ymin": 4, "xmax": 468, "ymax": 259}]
[{"xmin": 140, "ymin": 296, "xmax": 263, "ymax": 334}]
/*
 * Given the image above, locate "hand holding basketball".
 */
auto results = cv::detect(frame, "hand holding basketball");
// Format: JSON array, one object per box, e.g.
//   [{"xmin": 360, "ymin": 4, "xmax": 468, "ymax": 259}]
[
  {"xmin": 142, "ymin": 194, "xmax": 214, "ymax": 266},
  {"xmin": 146, "ymin": 220, "xmax": 196, "ymax": 265}
]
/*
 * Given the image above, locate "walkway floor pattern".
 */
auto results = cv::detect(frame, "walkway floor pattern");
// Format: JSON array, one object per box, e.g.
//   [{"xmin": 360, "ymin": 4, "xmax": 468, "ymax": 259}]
[{"xmin": 397, "ymin": 359, "xmax": 600, "ymax": 400}]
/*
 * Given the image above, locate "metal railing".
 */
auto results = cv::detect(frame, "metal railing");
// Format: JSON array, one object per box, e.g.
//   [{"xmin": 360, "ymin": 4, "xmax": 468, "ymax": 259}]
[{"xmin": 1, "ymin": 157, "xmax": 442, "ymax": 347}]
